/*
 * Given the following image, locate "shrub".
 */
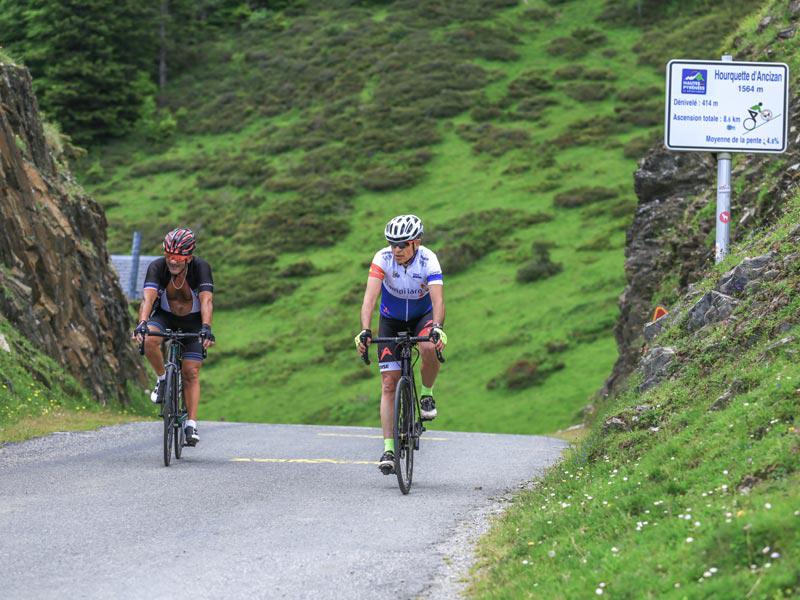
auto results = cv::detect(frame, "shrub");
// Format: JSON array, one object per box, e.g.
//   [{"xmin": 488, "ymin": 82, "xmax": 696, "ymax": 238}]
[
  {"xmin": 487, "ymin": 358, "xmax": 565, "ymax": 390},
  {"xmin": 433, "ymin": 210, "xmax": 553, "ymax": 274},
  {"xmin": 361, "ymin": 166, "xmax": 425, "ymax": 191},
  {"xmin": 553, "ymin": 186, "xmax": 617, "ymax": 208},
  {"xmin": 617, "ymin": 85, "xmax": 660, "ymax": 102},
  {"xmin": 279, "ymin": 259, "xmax": 317, "ymax": 278},
  {"xmin": 577, "ymin": 232, "xmax": 614, "ymax": 252},
  {"xmin": 583, "ymin": 68, "xmax": 617, "ymax": 81},
  {"xmin": 517, "ymin": 253, "xmax": 564, "ymax": 283},
  {"xmin": 615, "ymin": 100, "xmax": 662, "ymax": 126},
  {"xmin": 572, "ymin": 26, "xmax": 607, "ymax": 46},
  {"xmin": 565, "ymin": 83, "xmax": 613, "ymax": 102},
  {"xmin": 553, "ymin": 65, "xmax": 585, "ymax": 80},
  {"xmin": 506, "ymin": 70, "xmax": 553, "ymax": 100},
  {"xmin": 623, "ymin": 131, "xmax": 661, "ymax": 159},
  {"xmin": 521, "ymin": 7, "xmax": 556, "ymax": 21},
  {"xmin": 546, "ymin": 340, "xmax": 569, "ymax": 353},
  {"xmin": 471, "ymin": 104, "xmax": 503, "ymax": 122},
  {"xmin": 546, "ymin": 36, "xmax": 587, "ymax": 59},
  {"xmin": 457, "ymin": 123, "xmax": 531, "ymax": 156}
]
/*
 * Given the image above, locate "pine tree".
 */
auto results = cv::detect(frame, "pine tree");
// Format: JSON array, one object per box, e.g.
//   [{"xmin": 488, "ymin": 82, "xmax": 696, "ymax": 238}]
[{"xmin": 0, "ymin": 0, "xmax": 158, "ymax": 145}]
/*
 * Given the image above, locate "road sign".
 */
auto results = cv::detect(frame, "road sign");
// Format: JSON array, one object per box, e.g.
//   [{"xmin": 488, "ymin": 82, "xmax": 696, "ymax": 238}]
[{"xmin": 665, "ymin": 59, "xmax": 789, "ymax": 153}]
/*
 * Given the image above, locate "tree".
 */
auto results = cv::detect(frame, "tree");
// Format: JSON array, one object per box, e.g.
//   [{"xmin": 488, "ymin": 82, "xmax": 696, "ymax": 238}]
[{"xmin": 0, "ymin": 0, "xmax": 158, "ymax": 145}]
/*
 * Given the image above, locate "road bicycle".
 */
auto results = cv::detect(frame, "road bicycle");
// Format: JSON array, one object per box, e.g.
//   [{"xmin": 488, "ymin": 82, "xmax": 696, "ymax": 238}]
[
  {"xmin": 139, "ymin": 330, "xmax": 205, "ymax": 467},
  {"xmin": 363, "ymin": 333, "xmax": 444, "ymax": 494}
]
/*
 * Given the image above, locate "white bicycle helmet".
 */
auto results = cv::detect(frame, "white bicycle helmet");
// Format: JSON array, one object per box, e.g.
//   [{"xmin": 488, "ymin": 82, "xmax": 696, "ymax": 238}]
[{"xmin": 384, "ymin": 214, "xmax": 423, "ymax": 243}]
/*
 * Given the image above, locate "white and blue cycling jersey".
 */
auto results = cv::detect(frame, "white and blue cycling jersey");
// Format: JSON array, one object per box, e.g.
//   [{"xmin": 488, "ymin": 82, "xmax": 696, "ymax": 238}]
[{"xmin": 368, "ymin": 245, "xmax": 443, "ymax": 321}]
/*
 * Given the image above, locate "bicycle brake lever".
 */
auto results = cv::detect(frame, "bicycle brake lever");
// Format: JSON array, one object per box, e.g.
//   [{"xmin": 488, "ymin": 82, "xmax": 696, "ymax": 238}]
[{"xmin": 361, "ymin": 351, "xmax": 370, "ymax": 365}]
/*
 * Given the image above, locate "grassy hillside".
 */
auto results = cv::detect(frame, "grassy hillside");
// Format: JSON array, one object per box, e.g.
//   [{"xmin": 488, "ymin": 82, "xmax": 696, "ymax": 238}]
[
  {"xmin": 470, "ymin": 185, "xmax": 800, "ymax": 600},
  {"xmin": 80, "ymin": 0, "xmax": 755, "ymax": 434},
  {"xmin": 0, "ymin": 317, "xmax": 146, "ymax": 443}
]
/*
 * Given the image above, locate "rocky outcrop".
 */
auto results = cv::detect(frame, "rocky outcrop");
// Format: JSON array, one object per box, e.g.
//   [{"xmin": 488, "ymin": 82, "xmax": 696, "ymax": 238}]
[
  {"xmin": 601, "ymin": 148, "xmax": 713, "ymax": 395},
  {"xmin": 0, "ymin": 64, "xmax": 146, "ymax": 404},
  {"xmin": 602, "ymin": 86, "xmax": 800, "ymax": 397}
]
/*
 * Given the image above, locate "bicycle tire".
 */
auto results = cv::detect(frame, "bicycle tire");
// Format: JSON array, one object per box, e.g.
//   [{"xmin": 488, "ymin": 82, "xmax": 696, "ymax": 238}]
[
  {"xmin": 393, "ymin": 376, "xmax": 414, "ymax": 494},
  {"xmin": 174, "ymin": 373, "xmax": 184, "ymax": 459},
  {"xmin": 162, "ymin": 366, "xmax": 177, "ymax": 467}
]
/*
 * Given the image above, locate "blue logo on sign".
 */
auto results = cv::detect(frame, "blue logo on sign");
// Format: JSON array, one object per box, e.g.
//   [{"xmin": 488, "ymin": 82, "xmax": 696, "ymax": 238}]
[{"xmin": 681, "ymin": 69, "xmax": 707, "ymax": 95}]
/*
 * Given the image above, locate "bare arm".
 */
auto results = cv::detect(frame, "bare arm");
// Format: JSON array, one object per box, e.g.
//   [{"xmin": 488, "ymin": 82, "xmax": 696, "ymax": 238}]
[
  {"xmin": 199, "ymin": 291, "xmax": 213, "ymax": 327},
  {"xmin": 137, "ymin": 288, "xmax": 158, "ymax": 323},
  {"xmin": 429, "ymin": 284, "xmax": 445, "ymax": 327},
  {"xmin": 360, "ymin": 277, "xmax": 382, "ymax": 331}
]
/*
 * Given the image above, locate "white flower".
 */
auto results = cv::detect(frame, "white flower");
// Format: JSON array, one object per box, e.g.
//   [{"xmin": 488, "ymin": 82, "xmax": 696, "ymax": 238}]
[
  {"xmin": 547, "ymin": 550, "xmax": 556, "ymax": 558},
  {"xmin": 522, "ymin": 560, "xmax": 529, "ymax": 565},
  {"xmin": 595, "ymin": 589, "xmax": 604, "ymax": 596},
  {"xmin": 686, "ymin": 537, "xmax": 694, "ymax": 543},
  {"xmin": 770, "ymin": 552, "xmax": 780, "ymax": 559},
  {"xmin": 710, "ymin": 567, "xmax": 718, "ymax": 574},
  {"xmin": 611, "ymin": 547, "xmax": 619, "ymax": 553},
  {"xmin": 764, "ymin": 503, "xmax": 772, "ymax": 509}
]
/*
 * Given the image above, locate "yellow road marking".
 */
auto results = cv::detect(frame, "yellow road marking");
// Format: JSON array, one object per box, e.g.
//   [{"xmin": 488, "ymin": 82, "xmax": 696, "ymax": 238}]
[
  {"xmin": 232, "ymin": 457, "xmax": 377, "ymax": 465},
  {"xmin": 317, "ymin": 432, "xmax": 449, "ymax": 441}
]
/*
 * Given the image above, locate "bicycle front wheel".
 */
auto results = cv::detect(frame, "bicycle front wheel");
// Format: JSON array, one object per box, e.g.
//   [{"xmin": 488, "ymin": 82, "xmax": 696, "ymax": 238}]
[
  {"xmin": 175, "ymin": 374, "xmax": 185, "ymax": 460},
  {"xmin": 393, "ymin": 376, "xmax": 415, "ymax": 494},
  {"xmin": 162, "ymin": 367, "xmax": 177, "ymax": 467}
]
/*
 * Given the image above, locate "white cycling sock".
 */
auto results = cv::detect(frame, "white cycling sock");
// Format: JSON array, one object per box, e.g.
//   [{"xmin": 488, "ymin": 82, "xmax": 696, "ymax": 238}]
[
  {"xmin": 157, "ymin": 373, "xmax": 166, "ymax": 381},
  {"xmin": 186, "ymin": 419, "xmax": 197, "ymax": 429}
]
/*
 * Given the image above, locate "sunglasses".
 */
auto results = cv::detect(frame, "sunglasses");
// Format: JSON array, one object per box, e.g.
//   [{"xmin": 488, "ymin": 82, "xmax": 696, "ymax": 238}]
[
  {"xmin": 390, "ymin": 241, "xmax": 411, "ymax": 249},
  {"xmin": 165, "ymin": 252, "xmax": 192, "ymax": 262}
]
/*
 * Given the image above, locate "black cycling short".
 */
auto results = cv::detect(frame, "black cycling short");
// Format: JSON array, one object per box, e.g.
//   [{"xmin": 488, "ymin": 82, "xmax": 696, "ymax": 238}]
[
  {"xmin": 147, "ymin": 308, "xmax": 205, "ymax": 362},
  {"xmin": 377, "ymin": 310, "xmax": 434, "ymax": 372}
]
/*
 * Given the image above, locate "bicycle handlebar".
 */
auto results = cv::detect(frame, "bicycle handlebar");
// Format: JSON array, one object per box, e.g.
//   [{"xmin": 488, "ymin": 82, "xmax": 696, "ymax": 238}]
[
  {"xmin": 138, "ymin": 329, "xmax": 206, "ymax": 357},
  {"xmin": 361, "ymin": 335, "xmax": 445, "ymax": 365}
]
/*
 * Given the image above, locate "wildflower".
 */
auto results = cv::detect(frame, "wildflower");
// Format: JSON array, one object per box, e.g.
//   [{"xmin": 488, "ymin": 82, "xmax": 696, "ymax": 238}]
[
  {"xmin": 547, "ymin": 550, "xmax": 556, "ymax": 558},
  {"xmin": 686, "ymin": 537, "xmax": 694, "ymax": 543},
  {"xmin": 770, "ymin": 552, "xmax": 780, "ymax": 559},
  {"xmin": 764, "ymin": 503, "xmax": 772, "ymax": 509},
  {"xmin": 762, "ymin": 546, "xmax": 770, "ymax": 554},
  {"xmin": 611, "ymin": 547, "xmax": 619, "ymax": 554},
  {"xmin": 522, "ymin": 560, "xmax": 529, "ymax": 565},
  {"xmin": 595, "ymin": 589, "xmax": 604, "ymax": 596}
]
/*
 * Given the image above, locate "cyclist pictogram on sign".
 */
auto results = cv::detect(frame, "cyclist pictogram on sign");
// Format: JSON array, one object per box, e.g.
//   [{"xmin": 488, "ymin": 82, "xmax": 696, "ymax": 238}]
[{"xmin": 719, "ymin": 211, "xmax": 731, "ymax": 223}]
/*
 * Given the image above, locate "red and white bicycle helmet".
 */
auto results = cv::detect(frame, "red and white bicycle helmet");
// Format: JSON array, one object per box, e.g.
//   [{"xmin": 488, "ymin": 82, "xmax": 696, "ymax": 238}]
[
  {"xmin": 163, "ymin": 228, "xmax": 196, "ymax": 256},
  {"xmin": 384, "ymin": 215, "xmax": 423, "ymax": 243}
]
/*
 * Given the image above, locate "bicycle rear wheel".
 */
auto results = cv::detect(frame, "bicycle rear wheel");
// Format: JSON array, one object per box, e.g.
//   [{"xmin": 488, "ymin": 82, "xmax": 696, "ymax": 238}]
[
  {"xmin": 393, "ymin": 376, "xmax": 415, "ymax": 494},
  {"xmin": 162, "ymin": 367, "xmax": 177, "ymax": 467}
]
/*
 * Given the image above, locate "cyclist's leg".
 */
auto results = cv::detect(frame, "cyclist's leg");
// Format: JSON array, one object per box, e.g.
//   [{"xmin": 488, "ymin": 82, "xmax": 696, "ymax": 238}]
[
  {"xmin": 182, "ymin": 360, "xmax": 202, "ymax": 421},
  {"xmin": 180, "ymin": 314, "xmax": 205, "ymax": 422},
  {"xmin": 414, "ymin": 313, "xmax": 440, "ymax": 388},
  {"xmin": 143, "ymin": 310, "xmax": 168, "ymax": 375},
  {"xmin": 380, "ymin": 370, "xmax": 401, "ymax": 440},
  {"xmin": 377, "ymin": 315, "xmax": 402, "ymax": 441}
]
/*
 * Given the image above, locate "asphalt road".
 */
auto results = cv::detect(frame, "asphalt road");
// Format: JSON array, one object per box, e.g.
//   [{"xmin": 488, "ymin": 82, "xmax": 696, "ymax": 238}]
[{"xmin": 0, "ymin": 422, "xmax": 567, "ymax": 599}]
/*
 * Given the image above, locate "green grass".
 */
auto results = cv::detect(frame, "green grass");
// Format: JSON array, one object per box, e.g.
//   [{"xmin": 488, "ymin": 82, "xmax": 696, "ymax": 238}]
[
  {"xmin": 76, "ymin": 0, "xmax": 755, "ymax": 435},
  {"xmin": 469, "ymin": 184, "xmax": 800, "ymax": 597},
  {"xmin": 0, "ymin": 316, "xmax": 150, "ymax": 444}
]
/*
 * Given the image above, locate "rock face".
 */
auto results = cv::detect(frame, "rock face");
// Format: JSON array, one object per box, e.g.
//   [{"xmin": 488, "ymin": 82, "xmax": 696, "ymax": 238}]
[
  {"xmin": 0, "ymin": 64, "xmax": 146, "ymax": 404},
  {"xmin": 602, "ymin": 84, "xmax": 800, "ymax": 397},
  {"xmin": 601, "ymin": 148, "xmax": 713, "ymax": 395}
]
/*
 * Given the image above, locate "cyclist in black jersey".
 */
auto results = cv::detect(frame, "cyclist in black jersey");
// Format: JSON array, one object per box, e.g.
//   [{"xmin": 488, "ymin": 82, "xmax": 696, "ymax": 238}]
[{"xmin": 132, "ymin": 228, "xmax": 215, "ymax": 446}]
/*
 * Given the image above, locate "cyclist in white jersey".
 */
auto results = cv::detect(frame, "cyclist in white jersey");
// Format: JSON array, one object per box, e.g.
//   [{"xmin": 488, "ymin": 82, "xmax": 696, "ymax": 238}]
[{"xmin": 354, "ymin": 215, "xmax": 447, "ymax": 474}]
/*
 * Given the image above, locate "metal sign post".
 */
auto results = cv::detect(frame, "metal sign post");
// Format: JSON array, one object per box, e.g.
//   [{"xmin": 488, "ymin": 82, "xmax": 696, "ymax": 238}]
[
  {"xmin": 129, "ymin": 231, "xmax": 142, "ymax": 299},
  {"xmin": 665, "ymin": 56, "xmax": 789, "ymax": 263}
]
